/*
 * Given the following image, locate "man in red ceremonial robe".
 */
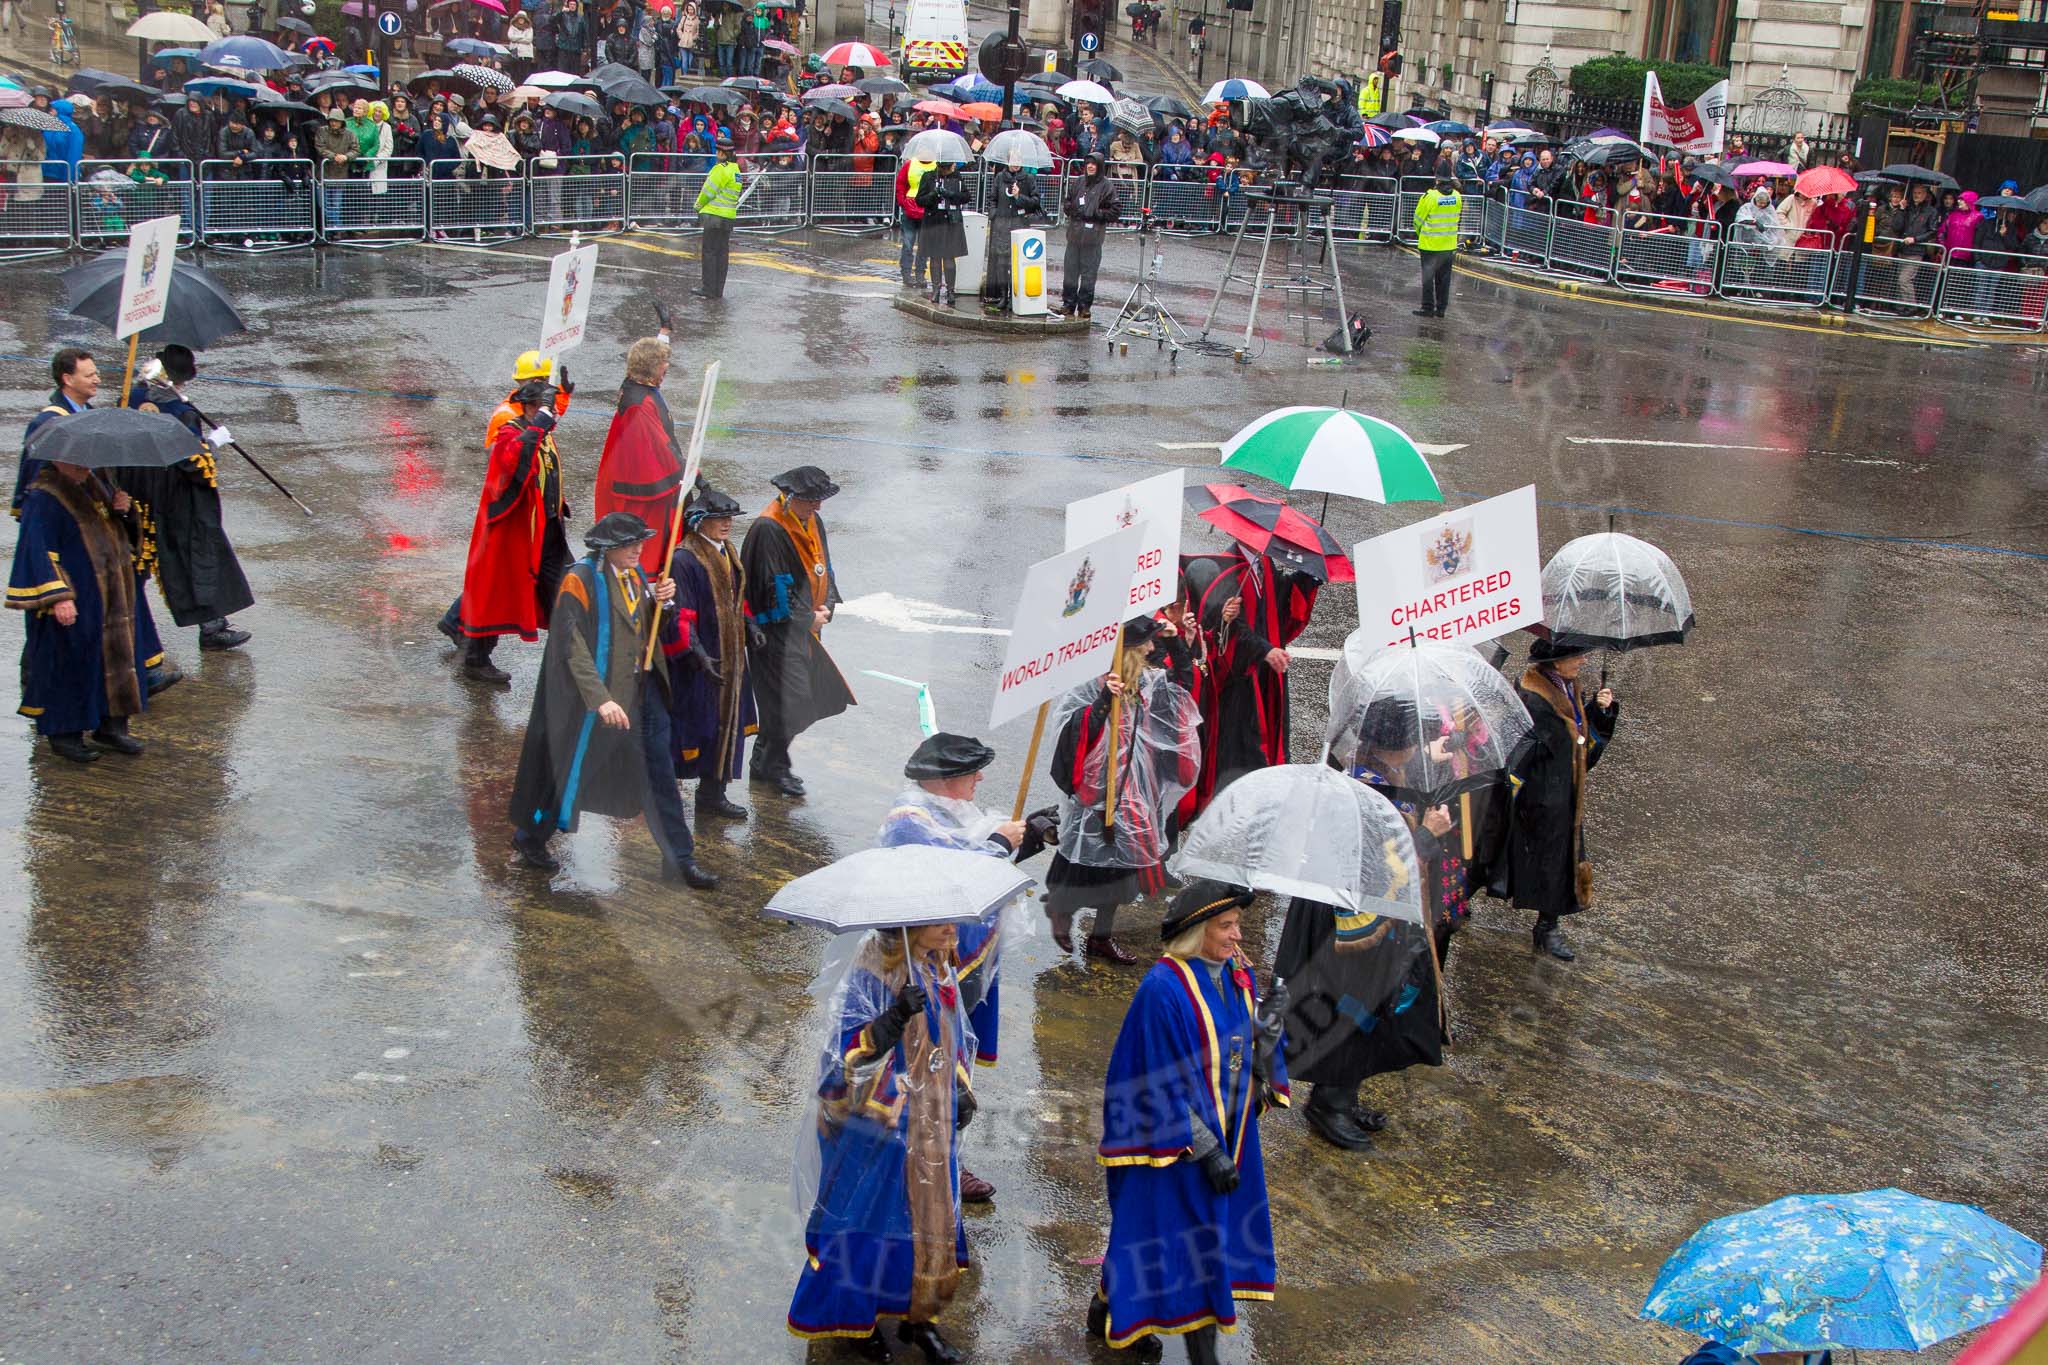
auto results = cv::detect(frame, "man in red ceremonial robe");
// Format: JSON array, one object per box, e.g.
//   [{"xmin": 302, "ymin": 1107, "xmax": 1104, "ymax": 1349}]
[
  {"xmin": 453, "ymin": 383, "xmax": 570, "ymax": 686},
  {"xmin": 1178, "ymin": 545, "xmax": 1319, "ymax": 818},
  {"xmin": 592, "ymin": 337, "xmax": 684, "ymax": 576}
]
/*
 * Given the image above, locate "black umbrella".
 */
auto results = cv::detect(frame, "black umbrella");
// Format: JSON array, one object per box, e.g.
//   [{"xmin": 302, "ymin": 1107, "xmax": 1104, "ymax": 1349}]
[
  {"xmin": 407, "ymin": 69, "xmax": 464, "ymax": 94},
  {"xmin": 811, "ymin": 97, "xmax": 858, "ymax": 119},
  {"xmin": 2021, "ymin": 186, "xmax": 2048, "ymax": 214},
  {"xmin": 1979, "ymin": 193, "xmax": 2034, "ymax": 214},
  {"xmin": 1881, "ymin": 162, "xmax": 1957, "ymax": 189},
  {"xmin": 61, "ymin": 252, "xmax": 250, "ymax": 350},
  {"xmin": 254, "ymin": 95, "xmax": 322, "ymax": 118},
  {"xmin": 1570, "ymin": 139, "xmax": 1642, "ymax": 169},
  {"xmin": 721, "ymin": 76, "xmax": 775, "ymax": 93},
  {"xmin": 26, "ymin": 407, "xmax": 204, "ymax": 471},
  {"xmin": 1139, "ymin": 92, "xmax": 1195, "ymax": 120},
  {"xmin": 588, "ymin": 61, "xmax": 662, "ymax": 105},
  {"xmin": 1687, "ymin": 162, "xmax": 1737, "ymax": 189},
  {"xmin": 1366, "ymin": 111, "xmax": 1415, "ymax": 131},
  {"xmin": 67, "ymin": 69, "xmax": 158, "ymax": 101},
  {"xmin": 1854, "ymin": 170, "xmax": 1896, "ymax": 188},
  {"xmin": 273, "ymin": 15, "xmax": 315, "ymax": 36},
  {"xmin": 856, "ymin": 76, "xmax": 909, "ymax": 96},
  {"xmin": 544, "ymin": 90, "xmax": 608, "ymax": 121},
  {"xmin": 303, "ymin": 70, "xmax": 378, "ymax": 97},
  {"xmin": 1079, "ymin": 57, "xmax": 1122, "ymax": 82},
  {"xmin": 676, "ymin": 85, "xmax": 744, "ymax": 107}
]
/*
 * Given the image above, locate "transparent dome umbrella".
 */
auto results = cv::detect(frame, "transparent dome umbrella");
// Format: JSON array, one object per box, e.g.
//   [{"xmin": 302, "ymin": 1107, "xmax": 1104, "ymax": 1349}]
[
  {"xmin": 1541, "ymin": 531, "xmax": 1694, "ymax": 653},
  {"xmin": 1325, "ymin": 630, "xmax": 1533, "ymax": 810},
  {"xmin": 763, "ymin": 845, "xmax": 1036, "ymax": 935},
  {"xmin": 1170, "ymin": 763, "xmax": 1422, "ymax": 924}
]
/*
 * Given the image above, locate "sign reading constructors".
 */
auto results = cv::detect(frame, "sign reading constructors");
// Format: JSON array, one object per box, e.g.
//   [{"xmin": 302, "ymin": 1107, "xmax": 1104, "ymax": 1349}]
[
  {"xmin": 990, "ymin": 527, "xmax": 1144, "ymax": 728},
  {"xmin": 1352, "ymin": 484, "xmax": 1542, "ymax": 647},
  {"xmin": 538, "ymin": 242, "xmax": 600, "ymax": 361},
  {"xmin": 1063, "ymin": 469, "xmax": 1183, "ymax": 622},
  {"xmin": 116, "ymin": 215, "xmax": 184, "ymax": 340}
]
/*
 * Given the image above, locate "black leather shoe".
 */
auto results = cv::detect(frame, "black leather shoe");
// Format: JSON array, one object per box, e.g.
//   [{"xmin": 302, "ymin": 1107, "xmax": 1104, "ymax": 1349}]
[
  {"xmin": 763, "ymin": 772, "xmax": 804, "ymax": 797},
  {"xmin": 896, "ymin": 1322, "xmax": 962, "ymax": 1364},
  {"xmin": 1412, "ymin": 307, "xmax": 1436, "ymax": 316},
  {"xmin": 1534, "ymin": 925, "xmax": 1577, "ymax": 962},
  {"xmin": 462, "ymin": 659, "xmax": 512, "ymax": 687},
  {"xmin": 696, "ymin": 790, "xmax": 748, "ymax": 819},
  {"xmin": 90, "ymin": 724, "xmax": 145, "ymax": 755},
  {"xmin": 146, "ymin": 664, "xmax": 184, "ymax": 697},
  {"xmin": 512, "ymin": 834, "xmax": 561, "ymax": 872},
  {"xmin": 849, "ymin": 1328, "xmax": 891, "ymax": 1361},
  {"xmin": 199, "ymin": 624, "xmax": 251, "ymax": 651},
  {"xmin": 48, "ymin": 733, "xmax": 100, "ymax": 763},
  {"xmin": 1305, "ymin": 1098, "xmax": 1375, "ymax": 1151},
  {"xmin": 436, "ymin": 616, "xmax": 462, "ymax": 645},
  {"xmin": 666, "ymin": 858, "xmax": 720, "ymax": 890},
  {"xmin": 1351, "ymin": 1104, "xmax": 1389, "ymax": 1132},
  {"xmin": 1184, "ymin": 1325, "xmax": 1222, "ymax": 1365}
]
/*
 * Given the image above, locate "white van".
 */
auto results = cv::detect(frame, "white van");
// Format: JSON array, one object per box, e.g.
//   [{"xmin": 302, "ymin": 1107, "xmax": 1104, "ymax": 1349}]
[{"xmin": 901, "ymin": 0, "xmax": 970, "ymax": 79}]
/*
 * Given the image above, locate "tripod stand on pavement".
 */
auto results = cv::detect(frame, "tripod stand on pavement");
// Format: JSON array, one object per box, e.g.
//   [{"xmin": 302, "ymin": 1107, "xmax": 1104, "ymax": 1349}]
[
  {"xmin": 1102, "ymin": 208, "xmax": 1185, "ymax": 361},
  {"xmin": 1196, "ymin": 183, "xmax": 1354, "ymax": 361}
]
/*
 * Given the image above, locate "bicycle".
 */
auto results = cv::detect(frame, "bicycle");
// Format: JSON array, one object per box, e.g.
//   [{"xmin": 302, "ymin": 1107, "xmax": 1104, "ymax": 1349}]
[{"xmin": 50, "ymin": 15, "xmax": 80, "ymax": 65}]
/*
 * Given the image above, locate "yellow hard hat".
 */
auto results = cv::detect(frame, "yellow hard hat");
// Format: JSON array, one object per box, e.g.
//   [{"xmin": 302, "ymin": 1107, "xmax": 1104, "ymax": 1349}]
[{"xmin": 512, "ymin": 350, "xmax": 554, "ymax": 381}]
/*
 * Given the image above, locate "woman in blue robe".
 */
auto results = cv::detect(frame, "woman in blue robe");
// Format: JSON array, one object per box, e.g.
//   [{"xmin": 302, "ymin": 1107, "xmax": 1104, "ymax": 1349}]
[
  {"xmin": 789, "ymin": 924, "xmax": 976, "ymax": 1363},
  {"xmin": 1093, "ymin": 882, "xmax": 1288, "ymax": 1365}
]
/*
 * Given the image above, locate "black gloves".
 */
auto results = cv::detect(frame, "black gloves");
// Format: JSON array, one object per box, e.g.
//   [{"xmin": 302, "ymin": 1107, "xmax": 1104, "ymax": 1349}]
[
  {"xmin": 651, "ymin": 296, "xmax": 672, "ymax": 334},
  {"xmin": 955, "ymin": 1085, "xmax": 976, "ymax": 1131},
  {"xmin": 1252, "ymin": 980, "xmax": 1287, "ymax": 1087},
  {"xmin": 1197, "ymin": 1145, "xmax": 1239, "ymax": 1194},
  {"xmin": 1015, "ymin": 805, "xmax": 1060, "ymax": 862},
  {"xmin": 686, "ymin": 636, "xmax": 722, "ymax": 682},
  {"xmin": 525, "ymin": 404, "xmax": 557, "ymax": 435},
  {"xmin": 865, "ymin": 980, "xmax": 928, "ymax": 1056},
  {"xmin": 556, "ymin": 362, "xmax": 573, "ymax": 397},
  {"xmin": 746, "ymin": 621, "xmax": 768, "ymax": 650}
]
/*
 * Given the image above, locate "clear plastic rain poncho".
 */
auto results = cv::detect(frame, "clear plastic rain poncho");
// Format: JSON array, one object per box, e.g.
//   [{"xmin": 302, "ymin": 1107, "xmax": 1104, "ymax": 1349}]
[
  {"xmin": 1541, "ymin": 531, "xmax": 1695, "ymax": 652},
  {"xmin": 788, "ymin": 929, "xmax": 975, "ymax": 1324},
  {"xmin": 1172, "ymin": 762, "xmax": 1424, "ymax": 928},
  {"xmin": 1050, "ymin": 669, "xmax": 1201, "ymax": 870},
  {"xmin": 1324, "ymin": 631, "xmax": 1533, "ymax": 802}
]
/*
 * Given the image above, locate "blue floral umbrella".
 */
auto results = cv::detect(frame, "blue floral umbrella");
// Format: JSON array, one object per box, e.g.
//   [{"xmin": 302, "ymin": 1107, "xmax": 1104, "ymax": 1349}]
[{"xmin": 1642, "ymin": 1189, "xmax": 2042, "ymax": 1356}]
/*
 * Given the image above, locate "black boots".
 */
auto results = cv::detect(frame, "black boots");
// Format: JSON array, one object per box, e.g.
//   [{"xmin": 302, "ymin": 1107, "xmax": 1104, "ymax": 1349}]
[
  {"xmin": 199, "ymin": 618, "xmax": 251, "ymax": 651},
  {"xmin": 512, "ymin": 832, "xmax": 561, "ymax": 872},
  {"xmin": 462, "ymin": 640, "xmax": 511, "ymax": 687},
  {"xmin": 695, "ymin": 785, "xmax": 747, "ymax": 820},
  {"xmin": 48, "ymin": 733, "xmax": 99, "ymax": 763},
  {"xmin": 897, "ymin": 1320, "xmax": 962, "ymax": 1364},
  {"xmin": 1305, "ymin": 1085, "xmax": 1375, "ymax": 1151},
  {"xmin": 849, "ymin": 1328, "xmax": 891, "ymax": 1361},
  {"xmin": 91, "ymin": 715, "xmax": 145, "ymax": 755},
  {"xmin": 1533, "ymin": 916, "xmax": 1576, "ymax": 962},
  {"xmin": 1086, "ymin": 1295, "xmax": 1163, "ymax": 1359},
  {"xmin": 1184, "ymin": 1324, "xmax": 1222, "ymax": 1365}
]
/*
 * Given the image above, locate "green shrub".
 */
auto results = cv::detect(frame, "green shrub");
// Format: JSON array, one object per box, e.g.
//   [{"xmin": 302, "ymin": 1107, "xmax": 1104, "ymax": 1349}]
[
  {"xmin": 1568, "ymin": 54, "xmax": 1729, "ymax": 105},
  {"xmin": 1849, "ymin": 76, "xmax": 1943, "ymax": 115}
]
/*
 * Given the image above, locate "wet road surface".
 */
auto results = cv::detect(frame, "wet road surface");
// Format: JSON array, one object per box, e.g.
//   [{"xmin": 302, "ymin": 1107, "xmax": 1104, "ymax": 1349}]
[{"xmin": 1, "ymin": 226, "xmax": 2044, "ymax": 1363}]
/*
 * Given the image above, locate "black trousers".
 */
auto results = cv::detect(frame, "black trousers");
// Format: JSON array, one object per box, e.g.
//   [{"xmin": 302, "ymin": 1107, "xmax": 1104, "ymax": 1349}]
[
  {"xmin": 700, "ymin": 214, "xmax": 733, "ymax": 297},
  {"xmin": 1062, "ymin": 233, "xmax": 1104, "ymax": 309},
  {"xmin": 1420, "ymin": 248, "xmax": 1455, "ymax": 315},
  {"xmin": 445, "ymin": 519, "xmax": 572, "ymax": 662},
  {"xmin": 751, "ymin": 726, "xmax": 792, "ymax": 778},
  {"xmin": 634, "ymin": 680, "xmax": 695, "ymax": 868}
]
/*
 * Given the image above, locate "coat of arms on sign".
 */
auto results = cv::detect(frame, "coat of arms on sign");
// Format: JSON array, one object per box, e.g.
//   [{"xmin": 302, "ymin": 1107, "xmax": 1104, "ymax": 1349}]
[
  {"xmin": 1062, "ymin": 556, "xmax": 1095, "ymax": 617},
  {"xmin": 560, "ymin": 257, "xmax": 580, "ymax": 322},
  {"xmin": 1423, "ymin": 518, "xmax": 1474, "ymax": 585}
]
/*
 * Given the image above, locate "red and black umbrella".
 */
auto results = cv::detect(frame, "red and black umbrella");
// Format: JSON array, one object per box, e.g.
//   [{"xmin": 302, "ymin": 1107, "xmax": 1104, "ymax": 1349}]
[{"xmin": 1186, "ymin": 482, "xmax": 1355, "ymax": 584}]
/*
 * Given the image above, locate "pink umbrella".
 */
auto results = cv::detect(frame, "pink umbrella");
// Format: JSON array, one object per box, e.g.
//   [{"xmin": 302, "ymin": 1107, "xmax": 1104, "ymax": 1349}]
[
  {"xmin": 762, "ymin": 37, "xmax": 798, "ymax": 56},
  {"xmin": 1731, "ymin": 159, "xmax": 1795, "ymax": 178},
  {"xmin": 801, "ymin": 83, "xmax": 860, "ymax": 101},
  {"xmin": 0, "ymin": 87, "xmax": 31, "ymax": 110}
]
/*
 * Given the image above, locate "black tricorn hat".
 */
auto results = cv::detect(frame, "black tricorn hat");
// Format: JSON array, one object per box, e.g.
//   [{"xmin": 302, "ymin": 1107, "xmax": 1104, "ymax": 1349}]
[
  {"xmin": 584, "ymin": 511, "xmax": 655, "ymax": 551},
  {"xmin": 771, "ymin": 465, "xmax": 840, "ymax": 500},
  {"xmin": 687, "ymin": 486, "xmax": 743, "ymax": 521},
  {"xmin": 1159, "ymin": 880, "xmax": 1255, "ymax": 940},
  {"xmin": 1528, "ymin": 636, "xmax": 1595, "ymax": 663},
  {"xmin": 904, "ymin": 732, "xmax": 996, "ymax": 781}
]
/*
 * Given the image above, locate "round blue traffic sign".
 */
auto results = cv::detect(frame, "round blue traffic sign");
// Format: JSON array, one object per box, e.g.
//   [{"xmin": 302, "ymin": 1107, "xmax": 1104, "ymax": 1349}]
[
  {"xmin": 1021, "ymin": 236, "xmax": 1044, "ymax": 260},
  {"xmin": 1079, "ymin": 30, "xmax": 1099, "ymax": 51},
  {"xmin": 376, "ymin": 10, "xmax": 402, "ymax": 35}
]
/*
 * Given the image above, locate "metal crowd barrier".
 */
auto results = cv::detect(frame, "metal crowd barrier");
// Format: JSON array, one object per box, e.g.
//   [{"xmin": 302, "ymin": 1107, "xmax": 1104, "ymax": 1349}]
[
  {"xmin": 428, "ymin": 160, "xmax": 528, "ymax": 242},
  {"xmin": 1482, "ymin": 191, "xmax": 1556, "ymax": 265},
  {"xmin": 531, "ymin": 157, "xmax": 624, "ymax": 237},
  {"xmin": 1614, "ymin": 211, "xmax": 1716, "ymax": 297},
  {"xmin": 1834, "ymin": 239, "xmax": 1946, "ymax": 318},
  {"xmin": 0, "ymin": 161, "xmax": 75, "ymax": 261},
  {"xmin": 1148, "ymin": 167, "xmax": 1226, "ymax": 233},
  {"xmin": 198, "ymin": 158, "xmax": 316, "ymax": 253},
  {"xmin": 808, "ymin": 153, "xmax": 897, "ymax": 232},
  {"xmin": 1395, "ymin": 176, "xmax": 1430, "ymax": 243},
  {"xmin": 1932, "ymin": 250, "xmax": 2048, "ymax": 331},
  {"xmin": 1546, "ymin": 212, "xmax": 1618, "ymax": 280},
  {"xmin": 318, "ymin": 158, "xmax": 426, "ymax": 248},
  {"xmin": 75, "ymin": 158, "xmax": 196, "ymax": 249},
  {"xmin": 1715, "ymin": 230, "xmax": 1835, "ymax": 309},
  {"xmin": 625, "ymin": 154, "xmax": 708, "ymax": 234},
  {"xmin": 735, "ymin": 156, "xmax": 808, "ymax": 233}
]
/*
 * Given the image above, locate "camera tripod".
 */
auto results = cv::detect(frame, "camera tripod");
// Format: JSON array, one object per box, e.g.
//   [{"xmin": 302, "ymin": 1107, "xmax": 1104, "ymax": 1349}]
[
  {"xmin": 1196, "ymin": 183, "xmax": 1355, "ymax": 361},
  {"xmin": 1102, "ymin": 209, "xmax": 1185, "ymax": 361}
]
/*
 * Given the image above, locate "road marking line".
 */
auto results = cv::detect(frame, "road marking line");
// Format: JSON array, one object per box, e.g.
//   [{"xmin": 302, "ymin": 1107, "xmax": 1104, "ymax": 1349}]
[
  {"xmin": 609, "ymin": 232, "xmax": 883, "ymax": 283},
  {"xmin": 382, "ymin": 1047, "xmax": 412, "ymax": 1061},
  {"xmin": 1158, "ymin": 440, "xmax": 1469, "ymax": 457},
  {"xmin": 353, "ymin": 1072, "xmax": 409, "ymax": 1083},
  {"xmin": 837, "ymin": 591, "xmax": 1010, "ymax": 636},
  {"xmin": 382, "ymin": 1026, "xmax": 451, "ymax": 1039},
  {"xmin": 347, "ymin": 970, "xmax": 406, "ymax": 979},
  {"xmin": 1567, "ymin": 437, "xmax": 1795, "ymax": 452}
]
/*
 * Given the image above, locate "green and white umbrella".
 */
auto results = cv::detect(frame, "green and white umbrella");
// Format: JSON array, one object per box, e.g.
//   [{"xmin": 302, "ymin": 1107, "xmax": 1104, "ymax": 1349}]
[{"xmin": 1219, "ymin": 407, "xmax": 1444, "ymax": 504}]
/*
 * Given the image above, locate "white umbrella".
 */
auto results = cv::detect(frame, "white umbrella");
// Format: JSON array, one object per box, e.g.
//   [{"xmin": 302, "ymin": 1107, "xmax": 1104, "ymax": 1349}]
[
  {"xmin": 523, "ymin": 70, "xmax": 592, "ymax": 89},
  {"xmin": 126, "ymin": 11, "xmax": 218, "ymax": 42},
  {"xmin": 1055, "ymin": 79, "xmax": 1116, "ymax": 105},
  {"xmin": 1170, "ymin": 764, "xmax": 1422, "ymax": 922},
  {"xmin": 1201, "ymin": 78, "xmax": 1269, "ymax": 103},
  {"xmin": 1324, "ymin": 632, "xmax": 1533, "ymax": 794},
  {"xmin": 1541, "ymin": 532, "xmax": 1694, "ymax": 653},
  {"xmin": 980, "ymin": 128, "xmax": 1055, "ymax": 169},
  {"xmin": 1392, "ymin": 126, "xmax": 1440, "ymax": 145},
  {"xmin": 902, "ymin": 128, "xmax": 973, "ymax": 163},
  {"xmin": 764, "ymin": 845, "xmax": 1037, "ymax": 933}
]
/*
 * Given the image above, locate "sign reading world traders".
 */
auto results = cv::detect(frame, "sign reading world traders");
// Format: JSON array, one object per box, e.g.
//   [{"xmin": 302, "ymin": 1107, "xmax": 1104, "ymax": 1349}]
[
  {"xmin": 990, "ymin": 526, "xmax": 1144, "ymax": 727},
  {"xmin": 1063, "ymin": 468, "xmax": 1183, "ymax": 622},
  {"xmin": 1352, "ymin": 484, "xmax": 1542, "ymax": 647},
  {"xmin": 538, "ymin": 242, "xmax": 600, "ymax": 361}
]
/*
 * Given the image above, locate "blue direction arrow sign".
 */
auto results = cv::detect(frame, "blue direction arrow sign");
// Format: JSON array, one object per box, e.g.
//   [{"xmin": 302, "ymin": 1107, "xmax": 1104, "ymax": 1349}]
[
  {"xmin": 376, "ymin": 10, "xmax": 402, "ymax": 35},
  {"xmin": 1079, "ymin": 30, "xmax": 1099, "ymax": 51}
]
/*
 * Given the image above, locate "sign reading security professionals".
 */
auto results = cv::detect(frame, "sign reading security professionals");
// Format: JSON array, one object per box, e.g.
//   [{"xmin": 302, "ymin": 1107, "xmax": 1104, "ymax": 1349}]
[
  {"xmin": 1352, "ymin": 484, "xmax": 1542, "ymax": 646},
  {"xmin": 117, "ymin": 215, "xmax": 183, "ymax": 339},
  {"xmin": 537, "ymin": 242, "xmax": 600, "ymax": 360},
  {"xmin": 991, "ymin": 527, "xmax": 1144, "ymax": 727},
  {"xmin": 1063, "ymin": 469, "xmax": 1183, "ymax": 621}
]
